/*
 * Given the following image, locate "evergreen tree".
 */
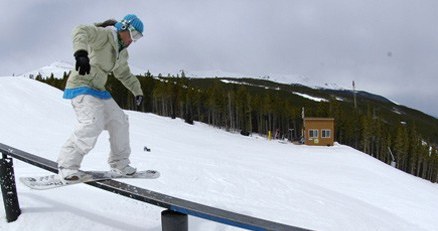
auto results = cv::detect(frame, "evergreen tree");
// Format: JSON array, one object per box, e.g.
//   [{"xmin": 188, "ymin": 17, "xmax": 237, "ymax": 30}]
[{"xmin": 394, "ymin": 124, "xmax": 410, "ymax": 171}]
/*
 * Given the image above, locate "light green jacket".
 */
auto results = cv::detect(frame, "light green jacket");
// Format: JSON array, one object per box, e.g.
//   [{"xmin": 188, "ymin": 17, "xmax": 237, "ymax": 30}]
[{"xmin": 65, "ymin": 25, "xmax": 143, "ymax": 96}]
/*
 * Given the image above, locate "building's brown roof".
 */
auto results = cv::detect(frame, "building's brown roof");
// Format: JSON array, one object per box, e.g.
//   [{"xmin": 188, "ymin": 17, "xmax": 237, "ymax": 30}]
[{"xmin": 303, "ymin": 117, "xmax": 334, "ymax": 121}]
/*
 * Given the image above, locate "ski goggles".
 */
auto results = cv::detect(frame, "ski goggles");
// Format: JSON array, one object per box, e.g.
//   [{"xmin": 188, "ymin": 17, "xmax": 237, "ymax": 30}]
[{"xmin": 128, "ymin": 25, "xmax": 143, "ymax": 42}]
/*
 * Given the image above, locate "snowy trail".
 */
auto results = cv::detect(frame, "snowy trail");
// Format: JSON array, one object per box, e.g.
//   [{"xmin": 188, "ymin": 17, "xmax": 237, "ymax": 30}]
[{"xmin": 1, "ymin": 77, "xmax": 438, "ymax": 231}]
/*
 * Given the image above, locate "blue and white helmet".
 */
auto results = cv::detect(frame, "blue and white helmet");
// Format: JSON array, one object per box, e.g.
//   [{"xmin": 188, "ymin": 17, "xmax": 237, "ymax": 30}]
[{"xmin": 115, "ymin": 14, "xmax": 144, "ymax": 34}]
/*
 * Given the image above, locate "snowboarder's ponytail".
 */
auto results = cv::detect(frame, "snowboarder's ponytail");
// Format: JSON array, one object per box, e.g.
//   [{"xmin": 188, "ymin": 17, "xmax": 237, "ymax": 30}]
[{"xmin": 94, "ymin": 19, "xmax": 118, "ymax": 28}]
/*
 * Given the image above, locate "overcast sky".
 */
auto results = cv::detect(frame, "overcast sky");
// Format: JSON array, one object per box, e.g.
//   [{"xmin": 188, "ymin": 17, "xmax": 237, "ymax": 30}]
[{"xmin": 1, "ymin": 0, "xmax": 437, "ymax": 117}]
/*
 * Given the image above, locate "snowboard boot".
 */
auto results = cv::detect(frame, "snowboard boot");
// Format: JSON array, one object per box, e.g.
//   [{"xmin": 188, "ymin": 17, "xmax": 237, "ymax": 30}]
[
  {"xmin": 59, "ymin": 168, "xmax": 88, "ymax": 183},
  {"xmin": 110, "ymin": 165, "xmax": 137, "ymax": 176}
]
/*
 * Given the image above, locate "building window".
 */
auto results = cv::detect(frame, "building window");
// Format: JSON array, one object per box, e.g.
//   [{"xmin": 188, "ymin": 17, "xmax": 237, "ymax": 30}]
[
  {"xmin": 322, "ymin": 129, "xmax": 331, "ymax": 138},
  {"xmin": 309, "ymin": 129, "xmax": 318, "ymax": 138}
]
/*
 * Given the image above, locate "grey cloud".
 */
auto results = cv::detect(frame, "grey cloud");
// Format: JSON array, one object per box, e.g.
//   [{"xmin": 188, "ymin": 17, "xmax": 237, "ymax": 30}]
[{"xmin": 1, "ymin": 0, "xmax": 437, "ymax": 117}]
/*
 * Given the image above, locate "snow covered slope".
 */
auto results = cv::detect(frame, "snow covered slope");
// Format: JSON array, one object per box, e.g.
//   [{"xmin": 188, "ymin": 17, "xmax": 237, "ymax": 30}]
[
  {"xmin": 19, "ymin": 61, "xmax": 73, "ymax": 78},
  {"xmin": 19, "ymin": 61, "xmax": 147, "ymax": 78},
  {"xmin": 1, "ymin": 77, "xmax": 438, "ymax": 231}
]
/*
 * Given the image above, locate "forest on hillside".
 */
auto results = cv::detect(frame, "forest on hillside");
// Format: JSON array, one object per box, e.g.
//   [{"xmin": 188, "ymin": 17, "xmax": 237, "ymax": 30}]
[{"xmin": 36, "ymin": 72, "xmax": 438, "ymax": 183}]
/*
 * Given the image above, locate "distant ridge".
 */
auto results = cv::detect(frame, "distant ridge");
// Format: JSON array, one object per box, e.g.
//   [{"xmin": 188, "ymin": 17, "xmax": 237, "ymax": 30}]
[
  {"xmin": 19, "ymin": 61, "xmax": 147, "ymax": 78},
  {"xmin": 19, "ymin": 61, "xmax": 73, "ymax": 78}
]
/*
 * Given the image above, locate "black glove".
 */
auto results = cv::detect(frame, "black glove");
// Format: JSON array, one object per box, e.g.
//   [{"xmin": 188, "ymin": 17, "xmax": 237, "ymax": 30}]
[
  {"xmin": 74, "ymin": 50, "xmax": 90, "ymax": 75},
  {"xmin": 135, "ymin": 95, "xmax": 144, "ymax": 107}
]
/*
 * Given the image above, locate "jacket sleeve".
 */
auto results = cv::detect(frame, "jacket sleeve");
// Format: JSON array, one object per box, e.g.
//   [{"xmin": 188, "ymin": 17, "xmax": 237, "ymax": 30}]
[
  {"xmin": 112, "ymin": 51, "xmax": 143, "ymax": 96},
  {"xmin": 72, "ymin": 25, "xmax": 107, "ymax": 53}
]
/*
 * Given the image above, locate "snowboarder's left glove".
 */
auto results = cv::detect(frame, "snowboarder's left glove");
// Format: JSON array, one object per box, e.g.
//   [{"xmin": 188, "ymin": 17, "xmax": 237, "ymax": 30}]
[
  {"xmin": 135, "ymin": 95, "xmax": 144, "ymax": 107},
  {"xmin": 74, "ymin": 50, "xmax": 90, "ymax": 75}
]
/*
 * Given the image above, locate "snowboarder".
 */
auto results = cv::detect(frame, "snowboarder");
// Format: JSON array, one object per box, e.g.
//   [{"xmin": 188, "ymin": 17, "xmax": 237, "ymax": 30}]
[{"xmin": 57, "ymin": 14, "xmax": 145, "ymax": 182}]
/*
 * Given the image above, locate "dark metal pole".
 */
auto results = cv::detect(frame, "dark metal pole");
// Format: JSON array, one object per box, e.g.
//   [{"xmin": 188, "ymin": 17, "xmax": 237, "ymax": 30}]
[
  {"xmin": 0, "ymin": 154, "xmax": 21, "ymax": 222},
  {"xmin": 161, "ymin": 209, "xmax": 188, "ymax": 231}
]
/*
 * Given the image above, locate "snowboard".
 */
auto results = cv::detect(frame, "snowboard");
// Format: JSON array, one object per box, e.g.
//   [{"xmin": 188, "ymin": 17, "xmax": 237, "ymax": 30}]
[{"xmin": 19, "ymin": 170, "xmax": 160, "ymax": 190}]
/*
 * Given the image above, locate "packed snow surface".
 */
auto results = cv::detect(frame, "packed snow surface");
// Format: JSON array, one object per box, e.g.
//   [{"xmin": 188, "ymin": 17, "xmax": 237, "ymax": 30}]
[
  {"xmin": 1, "ymin": 77, "xmax": 438, "ymax": 231},
  {"xmin": 291, "ymin": 92, "xmax": 328, "ymax": 102}
]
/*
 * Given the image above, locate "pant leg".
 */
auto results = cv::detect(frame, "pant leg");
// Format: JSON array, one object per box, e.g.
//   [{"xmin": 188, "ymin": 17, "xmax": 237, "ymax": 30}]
[
  {"xmin": 57, "ymin": 95, "xmax": 105, "ymax": 170},
  {"xmin": 104, "ymin": 98, "xmax": 131, "ymax": 169}
]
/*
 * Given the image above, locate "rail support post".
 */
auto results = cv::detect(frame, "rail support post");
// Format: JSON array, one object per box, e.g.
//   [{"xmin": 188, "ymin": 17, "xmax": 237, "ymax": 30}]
[
  {"xmin": 0, "ymin": 154, "xmax": 21, "ymax": 222},
  {"xmin": 161, "ymin": 209, "xmax": 188, "ymax": 231}
]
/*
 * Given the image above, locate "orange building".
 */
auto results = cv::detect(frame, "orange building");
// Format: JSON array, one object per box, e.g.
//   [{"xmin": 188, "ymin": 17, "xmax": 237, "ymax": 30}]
[{"xmin": 303, "ymin": 117, "xmax": 335, "ymax": 146}]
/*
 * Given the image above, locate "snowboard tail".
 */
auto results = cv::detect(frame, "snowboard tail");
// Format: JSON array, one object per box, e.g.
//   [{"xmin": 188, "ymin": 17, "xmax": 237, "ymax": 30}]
[{"xmin": 20, "ymin": 170, "xmax": 160, "ymax": 190}]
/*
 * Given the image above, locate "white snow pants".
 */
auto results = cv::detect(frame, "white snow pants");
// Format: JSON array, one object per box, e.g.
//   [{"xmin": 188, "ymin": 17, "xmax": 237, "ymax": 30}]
[{"xmin": 57, "ymin": 95, "xmax": 131, "ymax": 170}]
